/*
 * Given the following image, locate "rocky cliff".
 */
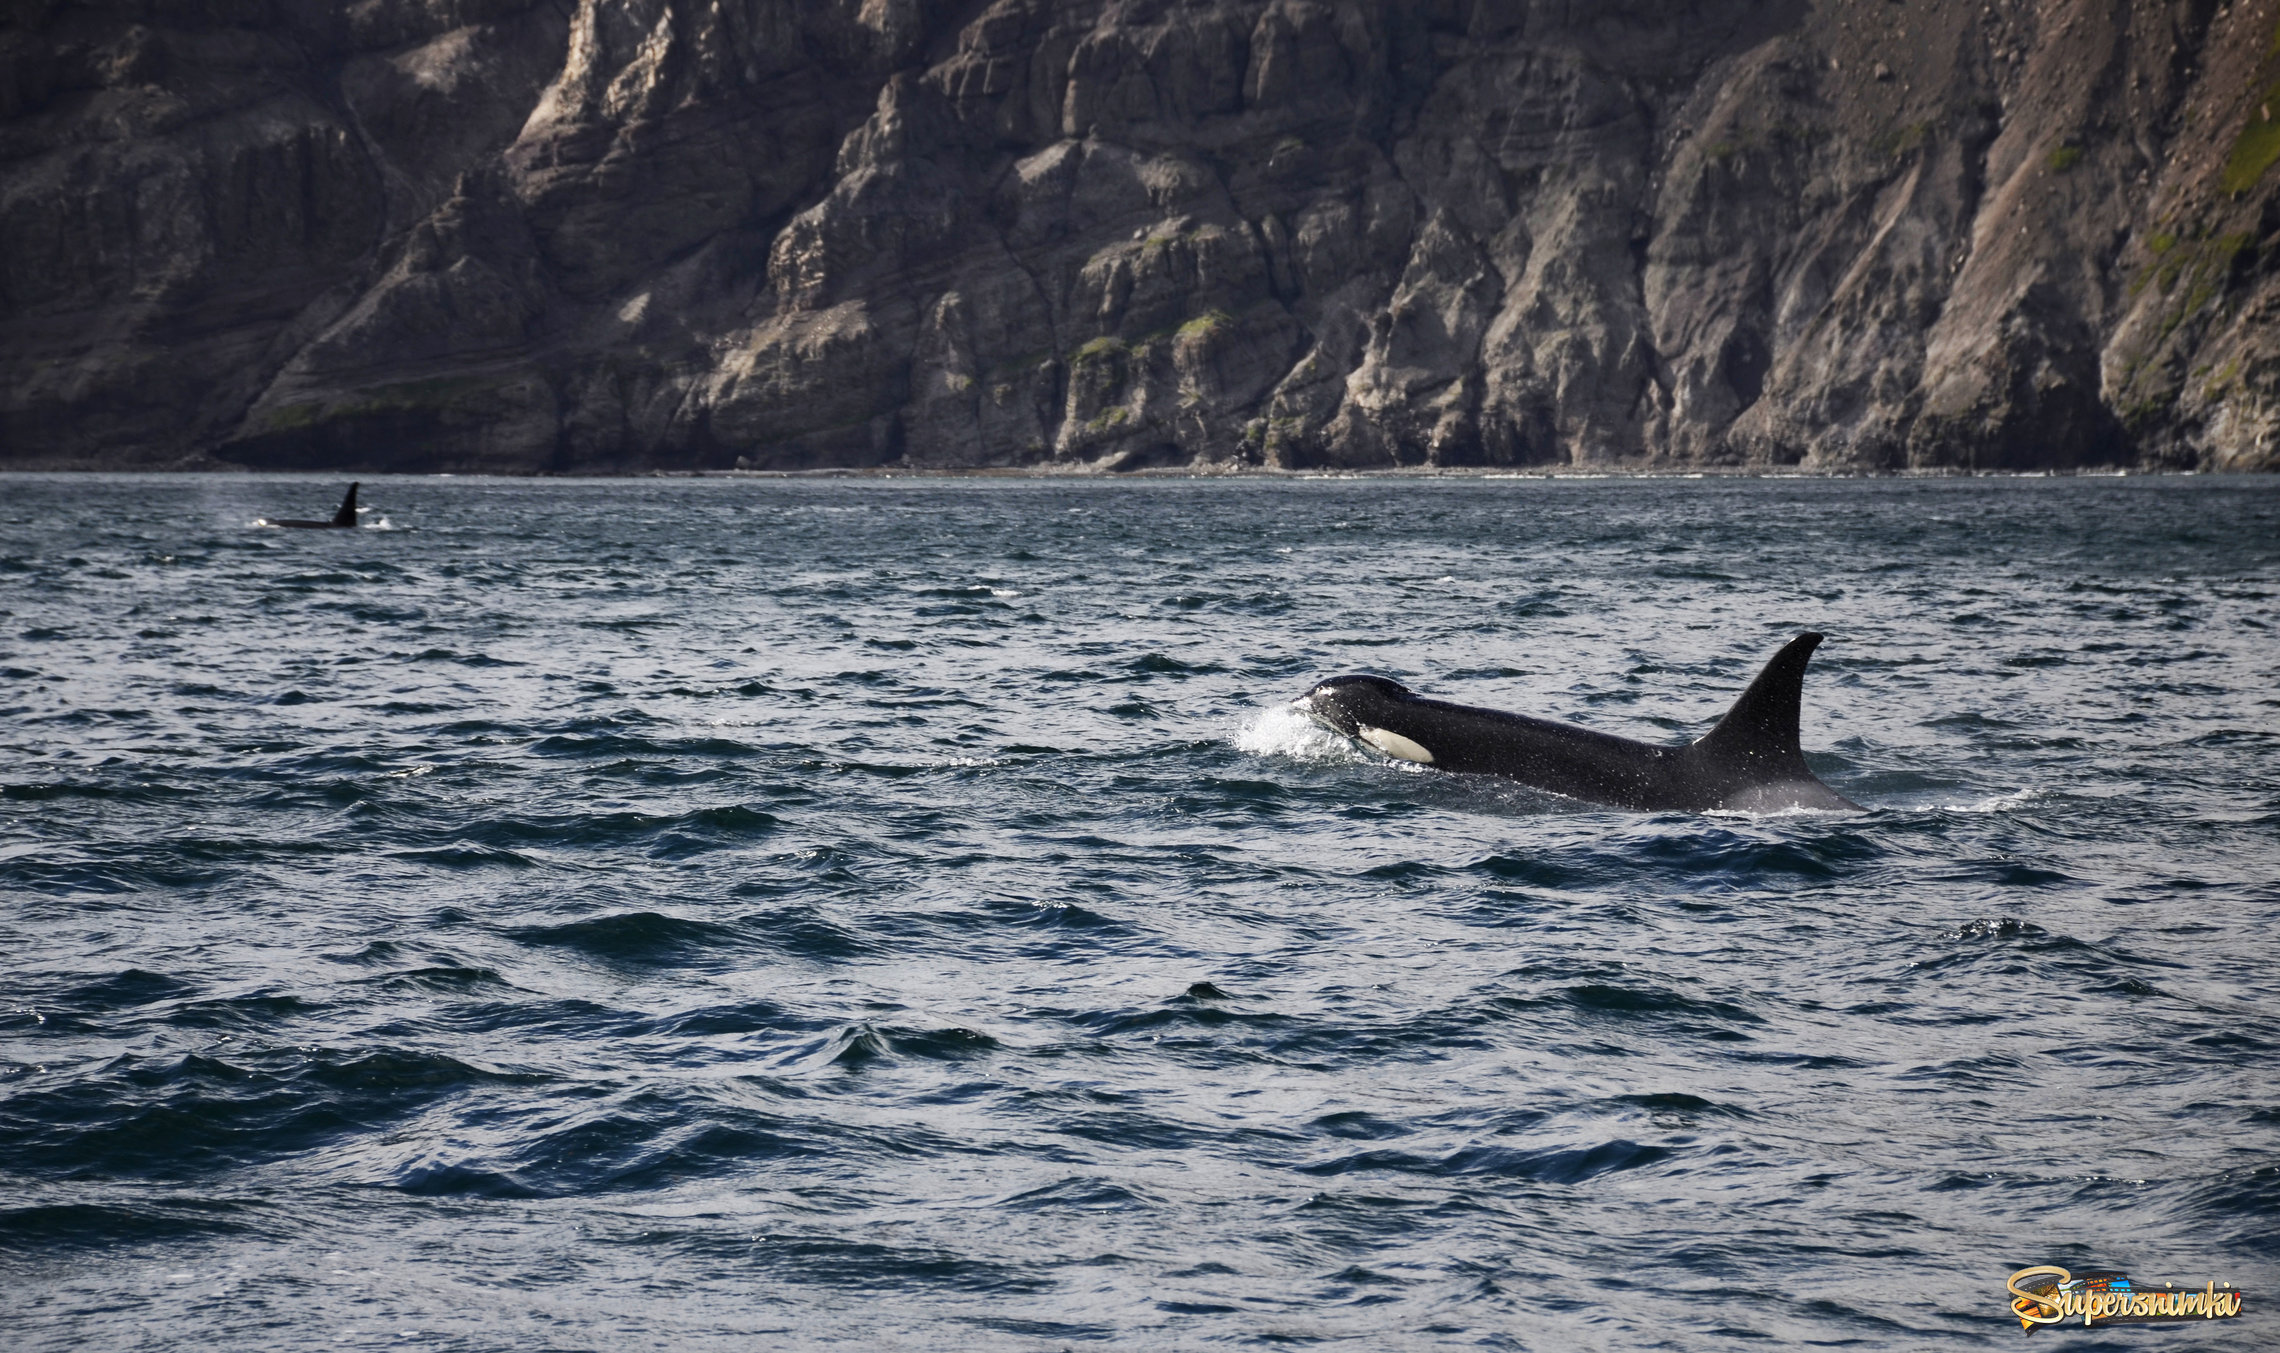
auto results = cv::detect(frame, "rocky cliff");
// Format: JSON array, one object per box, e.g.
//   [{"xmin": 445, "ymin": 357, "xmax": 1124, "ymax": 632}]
[{"xmin": 3, "ymin": 0, "xmax": 2277, "ymax": 473}]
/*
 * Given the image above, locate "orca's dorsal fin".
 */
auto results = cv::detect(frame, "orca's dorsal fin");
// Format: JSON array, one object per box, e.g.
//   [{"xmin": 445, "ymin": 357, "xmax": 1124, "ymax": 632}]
[
  {"xmin": 331, "ymin": 482, "xmax": 360, "ymax": 528},
  {"xmin": 1688, "ymin": 633, "xmax": 1824, "ymax": 775}
]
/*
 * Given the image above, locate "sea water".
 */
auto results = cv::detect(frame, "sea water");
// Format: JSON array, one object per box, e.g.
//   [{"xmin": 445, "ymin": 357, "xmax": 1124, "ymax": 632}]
[{"xmin": 2, "ymin": 473, "xmax": 2275, "ymax": 1348}]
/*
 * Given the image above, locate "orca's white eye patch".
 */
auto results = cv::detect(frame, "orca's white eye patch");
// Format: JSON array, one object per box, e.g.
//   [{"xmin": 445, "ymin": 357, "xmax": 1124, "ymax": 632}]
[{"xmin": 1358, "ymin": 725, "xmax": 1434, "ymax": 764}]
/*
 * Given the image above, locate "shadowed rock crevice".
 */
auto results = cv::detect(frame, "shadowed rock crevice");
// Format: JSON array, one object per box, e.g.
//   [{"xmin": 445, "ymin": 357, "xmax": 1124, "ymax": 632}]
[{"xmin": 2, "ymin": 0, "xmax": 2275, "ymax": 472}]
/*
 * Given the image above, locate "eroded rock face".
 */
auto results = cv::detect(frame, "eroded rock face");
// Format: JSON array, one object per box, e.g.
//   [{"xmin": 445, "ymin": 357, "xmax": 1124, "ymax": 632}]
[{"xmin": 3, "ymin": 0, "xmax": 2276, "ymax": 472}]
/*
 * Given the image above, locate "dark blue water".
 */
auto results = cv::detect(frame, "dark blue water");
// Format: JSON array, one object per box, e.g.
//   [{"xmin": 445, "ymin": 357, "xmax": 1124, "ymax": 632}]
[{"xmin": 3, "ymin": 473, "xmax": 2276, "ymax": 1349}]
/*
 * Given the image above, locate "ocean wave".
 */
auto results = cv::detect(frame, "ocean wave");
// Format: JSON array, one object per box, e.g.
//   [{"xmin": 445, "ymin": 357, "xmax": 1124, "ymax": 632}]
[{"xmin": 4, "ymin": 474, "xmax": 2275, "ymax": 1349}]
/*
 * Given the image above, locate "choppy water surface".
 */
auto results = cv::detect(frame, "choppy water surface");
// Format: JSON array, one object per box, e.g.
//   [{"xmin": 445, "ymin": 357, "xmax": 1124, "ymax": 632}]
[{"xmin": 3, "ymin": 474, "xmax": 2277, "ymax": 1350}]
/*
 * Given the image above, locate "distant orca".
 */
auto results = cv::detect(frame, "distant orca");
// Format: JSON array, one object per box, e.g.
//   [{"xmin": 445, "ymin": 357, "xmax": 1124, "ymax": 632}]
[
  {"xmin": 1299, "ymin": 632, "xmax": 1859, "ymax": 812},
  {"xmin": 263, "ymin": 483, "xmax": 360, "ymax": 529}
]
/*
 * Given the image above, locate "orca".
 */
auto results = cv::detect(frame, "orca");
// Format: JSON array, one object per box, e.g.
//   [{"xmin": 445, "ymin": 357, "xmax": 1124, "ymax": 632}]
[
  {"xmin": 1298, "ymin": 632, "xmax": 1859, "ymax": 813},
  {"xmin": 262, "ymin": 483, "xmax": 360, "ymax": 529}
]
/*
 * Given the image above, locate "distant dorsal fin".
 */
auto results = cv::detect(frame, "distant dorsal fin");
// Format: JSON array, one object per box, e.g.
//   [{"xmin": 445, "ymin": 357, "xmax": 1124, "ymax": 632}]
[
  {"xmin": 331, "ymin": 482, "xmax": 360, "ymax": 528},
  {"xmin": 1688, "ymin": 633, "xmax": 1824, "ymax": 774}
]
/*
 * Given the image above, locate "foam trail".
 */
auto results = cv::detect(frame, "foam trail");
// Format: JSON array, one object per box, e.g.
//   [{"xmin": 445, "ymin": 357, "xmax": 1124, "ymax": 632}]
[{"xmin": 1941, "ymin": 787, "xmax": 2041, "ymax": 813}]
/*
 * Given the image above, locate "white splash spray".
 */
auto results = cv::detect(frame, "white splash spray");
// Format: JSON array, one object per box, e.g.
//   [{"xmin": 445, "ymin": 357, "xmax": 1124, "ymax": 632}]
[{"xmin": 1233, "ymin": 701, "xmax": 1370, "ymax": 765}]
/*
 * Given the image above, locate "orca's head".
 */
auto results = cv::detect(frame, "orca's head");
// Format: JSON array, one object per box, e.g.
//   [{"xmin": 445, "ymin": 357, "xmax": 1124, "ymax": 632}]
[{"xmin": 1299, "ymin": 674, "xmax": 1413, "ymax": 739}]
